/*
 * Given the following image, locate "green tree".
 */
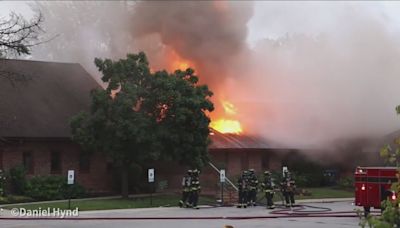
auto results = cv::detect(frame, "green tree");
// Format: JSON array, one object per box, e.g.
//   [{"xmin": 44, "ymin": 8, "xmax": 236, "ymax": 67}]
[
  {"xmin": 361, "ymin": 106, "xmax": 400, "ymax": 227},
  {"xmin": 70, "ymin": 52, "xmax": 213, "ymax": 198}
]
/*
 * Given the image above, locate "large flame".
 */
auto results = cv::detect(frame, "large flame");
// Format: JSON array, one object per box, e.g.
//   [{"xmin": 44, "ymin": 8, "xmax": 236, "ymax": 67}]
[
  {"xmin": 210, "ymin": 119, "xmax": 242, "ymax": 134},
  {"xmin": 210, "ymin": 101, "xmax": 243, "ymax": 134},
  {"xmin": 164, "ymin": 49, "xmax": 243, "ymax": 134}
]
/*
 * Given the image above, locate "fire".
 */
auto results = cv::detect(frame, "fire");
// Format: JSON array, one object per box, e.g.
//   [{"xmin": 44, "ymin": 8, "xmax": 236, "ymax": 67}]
[
  {"xmin": 172, "ymin": 61, "xmax": 191, "ymax": 71},
  {"xmin": 222, "ymin": 101, "xmax": 237, "ymax": 115},
  {"xmin": 210, "ymin": 100, "xmax": 243, "ymax": 134},
  {"xmin": 167, "ymin": 49, "xmax": 194, "ymax": 71},
  {"xmin": 210, "ymin": 119, "xmax": 242, "ymax": 134}
]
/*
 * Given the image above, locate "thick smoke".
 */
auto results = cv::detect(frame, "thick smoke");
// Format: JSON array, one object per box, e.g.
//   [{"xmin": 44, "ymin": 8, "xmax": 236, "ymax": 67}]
[
  {"xmin": 233, "ymin": 2, "xmax": 400, "ymax": 148},
  {"xmin": 21, "ymin": 1, "xmax": 400, "ymax": 149}
]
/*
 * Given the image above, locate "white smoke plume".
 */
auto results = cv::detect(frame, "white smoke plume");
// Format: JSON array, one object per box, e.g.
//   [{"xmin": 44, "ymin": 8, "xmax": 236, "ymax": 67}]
[{"xmin": 13, "ymin": 1, "xmax": 400, "ymax": 149}]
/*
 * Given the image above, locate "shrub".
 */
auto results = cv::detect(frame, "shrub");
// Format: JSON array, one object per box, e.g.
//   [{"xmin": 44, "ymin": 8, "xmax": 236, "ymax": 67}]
[
  {"xmin": 0, "ymin": 169, "xmax": 6, "ymax": 196},
  {"xmin": 7, "ymin": 166, "xmax": 27, "ymax": 195},
  {"xmin": 25, "ymin": 176, "xmax": 86, "ymax": 201},
  {"xmin": 6, "ymin": 195, "xmax": 34, "ymax": 204},
  {"xmin": 65, "ymin": 182, "xmax": 86, "ymax": 199},
  {"xmin": 0, "ymin": 195, "xmax": 35, "ymax": 204},
  {"xmin": 337, "ymin": 176, "xmax": 353, "ymax": 189}
]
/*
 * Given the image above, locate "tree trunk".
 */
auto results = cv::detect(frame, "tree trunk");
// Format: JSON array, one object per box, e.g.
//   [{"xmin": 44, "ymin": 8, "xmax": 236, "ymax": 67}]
[{"xmin": 121, "ymin": 165, "xmax": 129, "ymax": 199}]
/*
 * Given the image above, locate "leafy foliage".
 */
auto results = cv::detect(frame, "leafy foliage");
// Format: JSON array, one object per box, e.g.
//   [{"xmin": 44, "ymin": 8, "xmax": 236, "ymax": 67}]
[
  {"xmin": 7, "ymin": 165, "xmax": 27, "ymax": 195},
  {"xmin": 337, "ymin": 176, "xmax": 354, "ymax": 189},
  {"xmin": 0, "ymin": 195, "xmax": 34, "ymax": 204},
  {"xmin": 70, "ymin": 52, "xmax": 214, "ymax": 196},
  {"xmin": 25, "ymin": 176, "xmax": 86, "ymax": 201},
  {"xmin": 361, "ymin": 106, "xmax": 400, "ymax": 227},
  {"xmin": 0, "ymin": 169, "xmax": 6, "ymax": 196}
]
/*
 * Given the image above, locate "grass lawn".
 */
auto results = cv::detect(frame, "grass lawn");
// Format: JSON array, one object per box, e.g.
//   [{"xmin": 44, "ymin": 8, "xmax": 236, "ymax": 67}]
[
  {"xmin": 265, "ymin": 187, "xmax": 353, "ymax": 203},
  {"xmin": 296, "ymin": 187, "xmax": 354, "ymax": 200},
  {"xmin": 2, "ymin": 194, "xmax": 215, "ymax": 211},
  {"xmin": 254, "ymin": 187, "xmax": 353, "ymax": 204}
]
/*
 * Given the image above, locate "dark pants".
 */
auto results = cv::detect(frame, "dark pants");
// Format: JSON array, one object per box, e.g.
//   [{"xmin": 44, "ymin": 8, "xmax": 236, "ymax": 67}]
[
  {"xmin": 190, "ymin": 191, "xmax": 199, "ymax": 207},
  {"xmin": 249, "ymin": 189, "xmax": 257, "ymax": 205},
  {"xmin": 266, "ymin": 192, "xmax": 274, "ymax": 207},
  {"xmin": 283, "ymin": 191, "xmax": 295, "ymax": 205},
  {"xmin": 238, "ymin": 190, "xmax": 248, "ymax": 205},
  {"xmin": 182, "ymin": 191, "xmax": 190, "ymax": 203}
]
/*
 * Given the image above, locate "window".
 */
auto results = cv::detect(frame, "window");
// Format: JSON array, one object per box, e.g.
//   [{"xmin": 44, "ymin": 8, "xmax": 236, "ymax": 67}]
[
  {"xmin": 79, "ymin": 152, "xmax": 90, "ymax": 173},
  {"xmin": 50, "ymin": 151, "xmax": 61, "ymax": 174},
  {"xmin": 23, "ymin": 151, "xmax": 33, "ymax": 174}
]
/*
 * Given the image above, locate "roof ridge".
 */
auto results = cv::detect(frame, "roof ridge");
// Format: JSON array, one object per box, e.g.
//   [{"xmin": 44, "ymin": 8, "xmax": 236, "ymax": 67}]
[{"xmin": 0, "ymin": 58, "xmax": 80, "ymax": 65}]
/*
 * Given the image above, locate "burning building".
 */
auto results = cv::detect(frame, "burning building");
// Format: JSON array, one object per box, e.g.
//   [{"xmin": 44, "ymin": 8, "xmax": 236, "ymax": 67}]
[{"xmin": 0, "ymin": 57, "xmax": 297, "ymax": 195}]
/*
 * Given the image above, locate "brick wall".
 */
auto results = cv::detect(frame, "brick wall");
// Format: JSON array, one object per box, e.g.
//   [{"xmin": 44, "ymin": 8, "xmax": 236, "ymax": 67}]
[
  {"xmin": 0, "ymin": 139, "xmax": 114, "ymax": 194},
  {"xmin": 0, "ymin": 139, "xmax": 290, "ymax": 195}
]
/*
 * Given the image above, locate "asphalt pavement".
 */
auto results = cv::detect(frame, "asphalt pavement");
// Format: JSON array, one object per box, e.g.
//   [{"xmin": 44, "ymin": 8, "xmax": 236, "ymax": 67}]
[{"xmin": 0, "ymin": 199, "xmax": 368, "ymax": 228}]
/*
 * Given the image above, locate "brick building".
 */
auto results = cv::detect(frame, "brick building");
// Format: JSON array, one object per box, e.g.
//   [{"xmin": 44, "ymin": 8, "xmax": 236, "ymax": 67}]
[
  {"xmin": 0, "ymin": 59, "xmax": 114, "ymax": 193},
  {"xmin": 156, "ymin": 130, "xmax": 296, "ymax": 193},
  {"xmin": 0, "ymin": 59, "xmax": 293, "ymax": 195}
]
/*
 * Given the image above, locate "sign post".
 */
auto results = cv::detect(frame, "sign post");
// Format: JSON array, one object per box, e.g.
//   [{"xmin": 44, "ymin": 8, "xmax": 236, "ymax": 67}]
[
  {"xmin": 67, "ymin": 170, "xmax": 75, "ymax": 209},
  {"xmin": 220, "ymin": 169, "xmax": 225, "ymax": 206},
  {"xmin": 148, "ymin": 168, "xmax": 155, "ymax": 206}
]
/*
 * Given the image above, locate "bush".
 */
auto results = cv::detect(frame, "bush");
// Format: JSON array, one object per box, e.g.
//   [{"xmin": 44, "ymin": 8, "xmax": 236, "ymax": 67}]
[
  {"xmin": 6, "ymin": 195, "xmax": 34, "ymax": 204},
  {"xmin": 25, "ymin": 176, "xmax": 86, "ymax": 201},
  {"xmin": 65, "ymin": 182, "xmax": 86, "ymax": 199},
  {"xmin": 0, "ymin": 195, "xmax": 35, "ymax": 204},
  {"xmin": 290, "ymin": 172, "xmax": 325, "ymax": 188},
  {"xmin": 0, "ymin": 169, "xmax": 6, "ymax": 196},
  {"xmin": 337, "ymin": 176, "xmax": 353, "ymax": 189},
  {"xmin": 7, "ymin": 166, "xmax": 27, "ymax": 195}
]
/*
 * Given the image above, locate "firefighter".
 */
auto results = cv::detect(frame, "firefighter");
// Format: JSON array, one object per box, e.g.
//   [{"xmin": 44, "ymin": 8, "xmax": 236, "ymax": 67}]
[
  {"xmin": 237, "ymin": 170, "xmax": 249, "ymax": 208},
  {"xmin": 261, "ymin": 171, "xmax": 275, "ymax": 209},
  {"xmin": 179, "ymin": 170, "xmax": 192, "ymax": 208},
  {"xmin": 281, "ymin": 171, "xmax": 296, "ymax": 207},
  {"xmin": 248, "ymin": 169, "xmax": 259, "ymax": 206},
  {"xmin": 189, "ymin": 169, "xmax": 201, "ymax": 209}
]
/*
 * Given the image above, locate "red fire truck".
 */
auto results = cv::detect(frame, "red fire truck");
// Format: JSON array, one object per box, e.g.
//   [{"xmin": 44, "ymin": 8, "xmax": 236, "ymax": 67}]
[{"xmin": 355, "ymin": 166, "xmax": 398, "ymax": 214}]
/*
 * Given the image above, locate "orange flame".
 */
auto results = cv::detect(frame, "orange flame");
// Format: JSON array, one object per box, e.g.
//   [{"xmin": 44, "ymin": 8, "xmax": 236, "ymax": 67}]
[
  {"xmin": 211, "ymin": 100, "xmax": 243, "ymax": 134},
  {"xmin": 168, "ymin": 50, "xmax": 194, "ymax": 71}
]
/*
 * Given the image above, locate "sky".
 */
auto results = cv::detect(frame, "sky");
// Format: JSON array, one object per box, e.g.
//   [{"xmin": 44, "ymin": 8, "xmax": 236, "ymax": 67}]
[
  {"xmin": 2, "ymin": 1, "xmax": 400, "ymax": 50},
  {"xmin": 3, "ymin": 1, "xmax": 400, "ymax": 149}
]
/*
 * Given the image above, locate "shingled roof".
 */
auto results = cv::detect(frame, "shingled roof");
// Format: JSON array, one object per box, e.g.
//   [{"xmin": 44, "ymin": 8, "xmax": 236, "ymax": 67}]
[
  {"xmin": 0, "ymin": 59, "xmax": 101, "ymax": 138},
  {"xmin": 209, "ymin": 130, "xmax": 270, "ymax": 149}
]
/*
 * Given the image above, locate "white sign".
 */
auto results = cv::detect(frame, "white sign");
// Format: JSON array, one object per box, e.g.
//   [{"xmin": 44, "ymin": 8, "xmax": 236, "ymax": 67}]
[
  {"xmin": 282, "ymin": 166, "xmax": 288, "ymax": 177},
  {"xmin": 220, "ymin": 169, "xmax": 225, "ymax": 183},
  {"xmin": 148, "ymin": 168, "xmax": 155, "ymax": 183},
  {"xmin": 67, "ymin": 170, "xmax": 74, "ymax": 185}
]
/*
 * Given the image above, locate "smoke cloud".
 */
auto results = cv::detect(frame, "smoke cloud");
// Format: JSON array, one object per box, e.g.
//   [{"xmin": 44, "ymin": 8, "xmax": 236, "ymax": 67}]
[{"xmin": 19, "ymin": 1, "xmax": 400, "ymax": 149}]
